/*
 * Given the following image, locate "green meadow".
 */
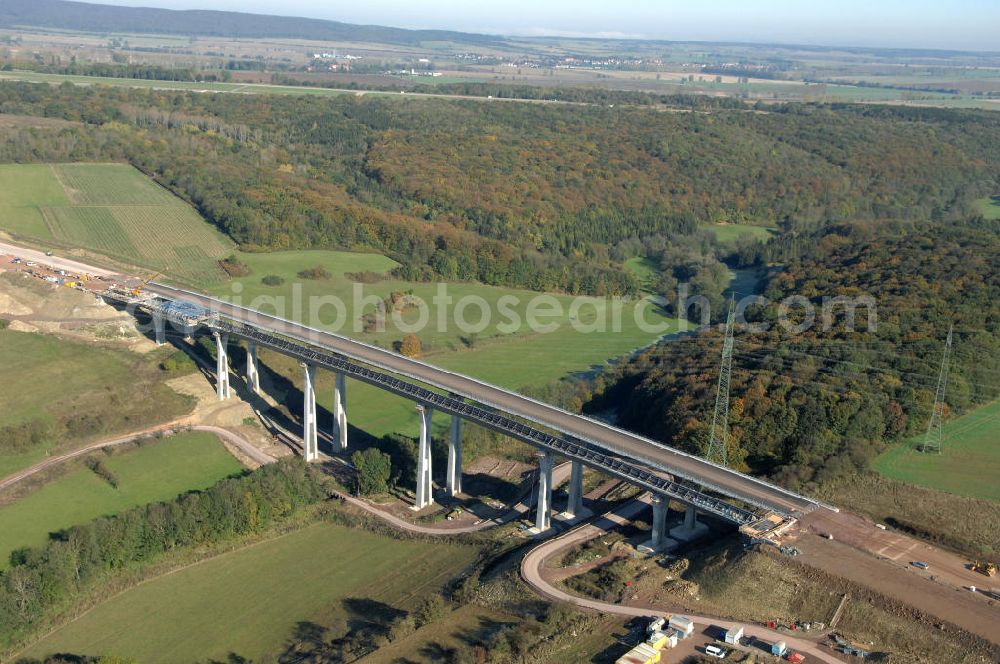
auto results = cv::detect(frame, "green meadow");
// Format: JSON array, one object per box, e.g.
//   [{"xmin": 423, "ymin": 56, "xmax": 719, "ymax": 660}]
[
  {"xmin": 0, "ymin": 432, "xmax": 242, "ymax": 568},
  {"xmin": 872, "ymin": 398, "xmax": 1000, "ymax": 501},
  {"xmin": 23, "ymin": 522, "xmax": 478, "ymax": 662}
]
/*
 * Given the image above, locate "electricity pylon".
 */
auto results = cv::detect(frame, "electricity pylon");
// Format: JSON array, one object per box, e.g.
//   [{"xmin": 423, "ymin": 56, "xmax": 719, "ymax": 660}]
[
  {"xmin": 920, "ymin": 325, "xmax": 953, "ymax": 454},
  {"xmin": 707, "ymin": 298, "xmax": 736, "ymax": 466}
]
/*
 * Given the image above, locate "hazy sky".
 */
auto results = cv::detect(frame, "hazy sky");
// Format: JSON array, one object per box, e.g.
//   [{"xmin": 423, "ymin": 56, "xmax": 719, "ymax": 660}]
[{"xmin": 91, "ymin": 0, "xmax": 998, "ymax": 51}]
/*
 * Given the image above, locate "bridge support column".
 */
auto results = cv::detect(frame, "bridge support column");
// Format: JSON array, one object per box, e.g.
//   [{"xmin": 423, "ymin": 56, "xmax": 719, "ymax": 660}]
[
  {"xmin": 669, "ymin": 503, "xmax": 709, "ymax": 543},
  {"xmin": 333, "ymin": 372, "xmax": 347, "ymax": 451},
  {"xmin": 534, "ymin": 451, "xmax": 554, "ymax": 533},
  {"xmin": 301, "ymin": 363, "xmax": 319, "ymax": 462},
  {"xmin": 563, "ymin": 460, "xmax": 585, "ymax": 518},
  {"xmin": 152, "ymin": 311, "xmax": 166, "ymax": 346},
  {"xmin": 446, "ymin": 414, "xmax": 462, "ymax": 497},
  {"xmin": 414, "ymin": 404, "xmax": 434, "ymax": 509},
  {"xmin": 213, "ymin": 331, "xmax": 230, "ymax": 400},
  {"xmin": 246, "ymin": 341, "xmax": 260, "ymax": 395}
]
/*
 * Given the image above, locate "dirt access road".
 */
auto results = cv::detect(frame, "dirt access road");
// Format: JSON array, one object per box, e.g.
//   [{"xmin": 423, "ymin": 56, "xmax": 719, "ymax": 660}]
[
  {"xmin": 0, "ymin": 424, "xmax": 271, "ymax": 494},
  {"xmin": 0, "ymin": 241, "xmax": 119, "ymax": 279},
  {"xmin": 520, "ymin": 496, "xmax": 851, "ymax": 664},
  {"xmin": 796, "ymin": 509, "xmax": 999, "ymax": 644}
]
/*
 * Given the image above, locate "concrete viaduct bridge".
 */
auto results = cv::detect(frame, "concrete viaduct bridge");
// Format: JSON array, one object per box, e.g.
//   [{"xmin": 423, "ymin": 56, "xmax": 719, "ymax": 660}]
[{"xmin": 110, "ymin": 283, "xmax": 825, "ymax": 545}]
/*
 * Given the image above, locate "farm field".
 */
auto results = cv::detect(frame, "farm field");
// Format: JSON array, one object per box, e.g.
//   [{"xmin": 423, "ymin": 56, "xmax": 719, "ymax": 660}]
[
  {"xmin": 0, "ymin": 328, "xmax": 194, "ymax": 479},
  {"xmin": 0, "ymin": 163, "xmax": 234, "ymax": 284},
  {"xmin": 975, "ymin": 196, "xmax": 1000, "ymax": 220},
  {"xmin": 0, "ymin": 432, "xmax": 242, "ymax": 568},
  {"xmin": 218, "ymin": 249, "xmax": 679, "ymax": 439},
  {"xmin": 871, "ymin": 398, "xmax": 1000, "ymax": 501},
  {"xmin": 22, "ymin": 522, "xmax": 479, "ymax": 663}
]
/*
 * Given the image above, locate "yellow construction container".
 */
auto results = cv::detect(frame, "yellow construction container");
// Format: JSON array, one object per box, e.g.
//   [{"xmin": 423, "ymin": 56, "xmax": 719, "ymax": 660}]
[
  {"xmin": 615, "ymin": 642, "xmax": 661, "ymax": 664},
  {"xmin": 646, "ymin": 631, "xmax": 668, "ymax": 650}
]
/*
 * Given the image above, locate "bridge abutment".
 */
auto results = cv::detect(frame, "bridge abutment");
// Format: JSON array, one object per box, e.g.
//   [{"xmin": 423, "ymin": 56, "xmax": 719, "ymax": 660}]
[
  {"xmin": 246, "ymin": 341, "xmax": 260, "ymax": 395},
  {"xmin": 301, "ymin": 363, "xmax": 319, "ymax": 462},
  {"xmin": 213, "ymin": 331, "xmax": 231, "ymax": 400},
  {"xmin": 414, "ymin": 404, "xmax": 434, "ymax": 509},
  {"xmin": 446, "ymin": 414, "xmax": 462, "ymax": 497},
  {"xmin": 333, "ymin": 372, "xmax": 347, "ymax": 451}
]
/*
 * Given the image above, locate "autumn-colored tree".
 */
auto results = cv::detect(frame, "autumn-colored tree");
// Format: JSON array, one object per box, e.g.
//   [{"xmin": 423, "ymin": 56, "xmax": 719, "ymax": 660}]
[{"xmin": 399, "ymin": 334, "xmax": 422, "ymax": 357}]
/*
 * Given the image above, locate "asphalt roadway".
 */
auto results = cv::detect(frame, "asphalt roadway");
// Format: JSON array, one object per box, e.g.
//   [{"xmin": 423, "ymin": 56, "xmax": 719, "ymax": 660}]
[{"xmin": 148, "ymin": 283, "xmax": 822, "ymax": 517}]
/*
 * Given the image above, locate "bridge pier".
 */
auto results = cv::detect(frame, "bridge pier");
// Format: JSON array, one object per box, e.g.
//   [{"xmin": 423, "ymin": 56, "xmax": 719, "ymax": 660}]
[
  {"xmin": 213, "ymin": 331, "xmax": 231, "ymax": 400},
  {"xmin": 446, "ymin": 414, "xmax": 462, "ymax": 497},
  {"xmin": 152, "ymin": 311, "xmax": 166, "ymax": 346},
  {"xmin": 534, "ymin": 451, "xmax": 554, "ymax": 533},
  {"xmin": 301, "ymin": 363, "xmax": 319, "ymax": 462},
  {"xmin": 333, "ymin": 372, "xmax": 347, "ymax": 451},
  {"xmin": 414, "ymin": 404, "xmax": 434, "ymax": 509},
  {"xmin": 640, "ymin": 494, "xmax": 678, "ymax": 552},
  {"xmin": 246, "ymin": 341, "xmax": 260, "ymax": 395},
  {"xmin": 563, "ymin": 459, "xmax": 586, "ymax": 519},
  {"xmin": 669, "ymin": 504, "xmax": 709, "ymax": 543}
]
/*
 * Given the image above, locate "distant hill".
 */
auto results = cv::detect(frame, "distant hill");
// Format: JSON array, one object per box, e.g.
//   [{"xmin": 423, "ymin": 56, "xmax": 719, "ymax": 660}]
[{"xmin": 0, "ymin": 0, "xmax": 505, "ymax": 47}]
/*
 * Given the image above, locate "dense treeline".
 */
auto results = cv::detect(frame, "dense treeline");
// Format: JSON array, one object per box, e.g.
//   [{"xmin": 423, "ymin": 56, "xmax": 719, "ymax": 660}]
[
  {"xmin": 269, "ymin": 73, "xmax": 749, "ymax": 107},
  {"xmin": 0, "ymin": 459, "xmax": 325, "ymax": 647},
  {"xmin": 588, "ymin": 219, "xmax": 1000, "ymax": 490},
  {"xmin": 0, "ymin": 82, "xmax": 998, "ymax": 294},
  {"xmin": 2, "ymin": 60, "xmax": 211, "ymax": 82}
]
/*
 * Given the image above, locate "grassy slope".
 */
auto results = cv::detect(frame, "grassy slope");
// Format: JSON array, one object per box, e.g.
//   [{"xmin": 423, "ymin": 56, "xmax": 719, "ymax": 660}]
[
  {"xmin": 624, "ymin": 256, "xmax": 659, "ymax": 292},
  {"xmin": 0, "ymin": 432, "xmax": 242, "ymax": 568},
  {"xmin": 218, "ymin": 249, "xmax": 678, "ymax": 439},
  {"xmin": 975, "ymin": 196, "xmax": 1000, "ymax": 220},
  {"xmin": 23, "ymin": 522, "xmax": 478, "ymax": 663},
  {"xmin": 871, "ymin": 398, "xmax": 1000, "ymax": 501},
  {"xmin": 0, "ymin": 163, "xmax": 234, "ymax": 283},
  {"xmin": 0, "ymin": 329, "xmax": 194, "ymax": 478}
]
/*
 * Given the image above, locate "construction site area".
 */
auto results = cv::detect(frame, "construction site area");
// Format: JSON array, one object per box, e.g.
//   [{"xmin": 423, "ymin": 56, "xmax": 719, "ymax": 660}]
[{"xmin": 1, "ymin": 242, "xmax": 998, "ymax": 664}]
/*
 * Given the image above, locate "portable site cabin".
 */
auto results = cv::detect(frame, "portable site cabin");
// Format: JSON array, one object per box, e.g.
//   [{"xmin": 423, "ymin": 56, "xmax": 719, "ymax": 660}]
[
  {"xmin": 724, "ymin": 626, "xmax": 744, "ymax": 645},
  {"xmin": 771, "ymin": 640, "xmax": 788, "ymax": 656},
  {"xmin": 647, "ymin": 617, "xmax": 666, "ymax": 634},
  {"xmin": 668, "ymin": 615, "xmax": 695, "ymax": 638},
  {"xmin": 787, "ymin": 653, "xmax": 806, "ymax": 663}
]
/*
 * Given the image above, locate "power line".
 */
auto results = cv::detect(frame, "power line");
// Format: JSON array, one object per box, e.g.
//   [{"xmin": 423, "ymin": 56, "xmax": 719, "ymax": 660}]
[
  {"xmin": 706, "ymin": 298, "xmax": 735, "ymax": 467},
  {"xmin": 920, "ymin": 325, "xmax": 953, "ymax": 454}
]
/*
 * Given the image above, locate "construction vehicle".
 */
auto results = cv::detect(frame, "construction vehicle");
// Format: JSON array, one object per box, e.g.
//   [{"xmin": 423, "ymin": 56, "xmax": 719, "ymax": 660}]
[
  {"xmin": 972, "ymin": 561, "xmax": 997, "ymax": 577},
  {"xmin": 130, "ymin": 272, "xmax": 162, "ymax": 296}
]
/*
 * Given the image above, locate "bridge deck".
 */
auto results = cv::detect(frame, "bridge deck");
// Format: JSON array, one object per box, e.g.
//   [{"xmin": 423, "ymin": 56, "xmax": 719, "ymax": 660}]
[{"xmin": 147, "ymin": 284, "xmax": 821, "ymax": 517}]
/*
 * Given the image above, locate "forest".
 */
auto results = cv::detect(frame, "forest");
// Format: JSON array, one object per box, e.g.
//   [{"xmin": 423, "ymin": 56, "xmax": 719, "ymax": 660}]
[
  {"xmin": 587, "ymin": 218, "xmax": 1000, "ymax": 490},
  {"xmin": 0, "ymin": 82, "xmax": 998, "ymax": 295}
]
